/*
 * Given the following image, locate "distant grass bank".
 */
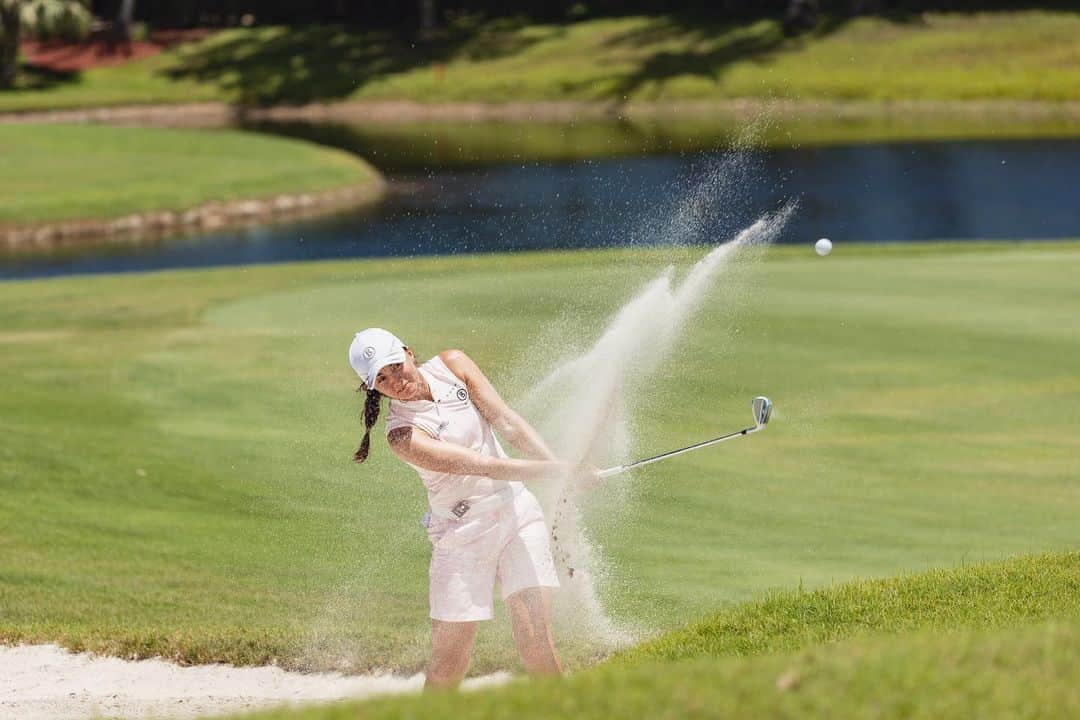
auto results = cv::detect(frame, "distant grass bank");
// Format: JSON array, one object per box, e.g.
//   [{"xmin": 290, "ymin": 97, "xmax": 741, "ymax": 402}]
[
  {"xmin": 0, "ymin": 124, "xmax": 383, "ymax": 227},
  {"xmin": 1, "ymin": 11, "xmax": 1078, "ymax": 115},
  {"xmin": 231, "ymin": 552, "xmax": 1080, "ymax": 720}
]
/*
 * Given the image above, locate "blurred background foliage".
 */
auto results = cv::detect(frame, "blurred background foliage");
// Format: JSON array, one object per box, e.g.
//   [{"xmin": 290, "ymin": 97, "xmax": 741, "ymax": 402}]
[{"xmin": 76, "ymin": 0, "xmax": 1080, "ymax": 32}]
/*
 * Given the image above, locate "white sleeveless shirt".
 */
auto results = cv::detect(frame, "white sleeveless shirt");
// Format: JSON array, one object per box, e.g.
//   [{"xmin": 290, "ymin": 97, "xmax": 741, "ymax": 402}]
[{"xmin": 385, "ymin": 355, "xmax": 518, "ymax": 514}]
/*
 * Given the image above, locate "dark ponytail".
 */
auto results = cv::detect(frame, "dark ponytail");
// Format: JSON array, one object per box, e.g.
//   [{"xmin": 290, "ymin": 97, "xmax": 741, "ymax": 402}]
[{"xmin": 353, "ymin": 387, "xmax": 382, "ymax": 463}]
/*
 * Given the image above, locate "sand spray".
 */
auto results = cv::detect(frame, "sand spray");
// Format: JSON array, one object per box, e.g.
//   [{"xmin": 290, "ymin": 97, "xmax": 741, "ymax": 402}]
[{"xmin": 514, "ymin": 149, "xmax": 798, "ymax": 647}]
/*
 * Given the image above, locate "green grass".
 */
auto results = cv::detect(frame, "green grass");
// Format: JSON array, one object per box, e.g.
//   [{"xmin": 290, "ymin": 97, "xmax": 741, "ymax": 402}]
[
  {"xmin": 232, "ymin": 621, "xmax": 1080, "ymax": 719},
  {"xmin": 229, "ymin": 552, "xmax": 1080, "ymax": 719},
  {"xmin": 0, "ymin": 124, "xmax": 381, "ymax": 225},
  {"xmin": 1, "ymin": 11, "xmax": 1079, "ymax": 113},
  {"xmin": 616, "ymin": 551, "xmax": 1080, "ymax": 664},
  {"xmin": 348, "ymin": 11, "xmax": 1080, "ymax": 103},
  {"xmin": 1, "ymin": 242, "xmax": 1079, "ymax": 676}
]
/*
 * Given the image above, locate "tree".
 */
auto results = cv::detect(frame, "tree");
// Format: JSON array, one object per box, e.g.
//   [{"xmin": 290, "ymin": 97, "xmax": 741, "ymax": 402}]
[
  {"xmin": 0, "ymin": 1, "xmax": 20, "ymax": 87},
  {"xmin": 420, "ymin": 0, "xmax": 437, "ymax": 35},
  {"xmin": 113, "ymin": 0, "xmax": 135, "ymax": 44},
  {"xmin": 783, "ymin": 0, "xmax": 820, "ymax": 35},
  {"xmin": 0, "ymin": 0, "xmax": 91, "ymax": 88}
]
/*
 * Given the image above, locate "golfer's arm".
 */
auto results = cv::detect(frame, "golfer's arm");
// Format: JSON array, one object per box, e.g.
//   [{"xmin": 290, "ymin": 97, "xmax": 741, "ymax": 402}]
[
  {"xmin": 388, "ymin": 427, "xmax": 565, "ymax": 482},
  {"xmin": 440, "ymin": 349, "xmax": 558, "ymax": 461},
  {"xmin": 494, "ymin": 408, "xmax": 557, "ymax": 461}
]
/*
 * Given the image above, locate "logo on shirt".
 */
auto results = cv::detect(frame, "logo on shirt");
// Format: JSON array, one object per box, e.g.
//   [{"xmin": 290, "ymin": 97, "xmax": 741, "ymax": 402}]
[{"xmin": 456, "ymin": 387, "xmax": 469, "ymax": 402}]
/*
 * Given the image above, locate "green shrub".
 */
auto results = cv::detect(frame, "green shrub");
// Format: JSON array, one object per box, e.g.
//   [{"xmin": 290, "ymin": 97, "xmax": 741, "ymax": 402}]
[{"xmin": 21, "ymin": 0, "xmax": 91, "ymax": 43}]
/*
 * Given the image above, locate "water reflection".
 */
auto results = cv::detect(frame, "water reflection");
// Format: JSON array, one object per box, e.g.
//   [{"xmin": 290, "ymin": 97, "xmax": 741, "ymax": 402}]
[
  {"xmin": 3, "ymin": 132, "xmax": 1079, "ymax": 281},
  {"xmin": 245, "ymin": 115, "xmax": 1080, "ymax": 173}
]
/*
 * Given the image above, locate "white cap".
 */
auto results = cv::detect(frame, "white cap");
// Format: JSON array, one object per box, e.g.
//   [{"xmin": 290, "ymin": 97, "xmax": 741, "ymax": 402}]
[{"xmin": 348, "ymin": 328, "xmax": 406, "ymax": 390}]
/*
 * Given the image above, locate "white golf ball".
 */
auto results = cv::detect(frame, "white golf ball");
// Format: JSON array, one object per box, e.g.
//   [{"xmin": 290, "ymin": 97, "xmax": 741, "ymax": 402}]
[{"xmin": 815, "ymin": 238, "xmax": 833, "ymax": 256}]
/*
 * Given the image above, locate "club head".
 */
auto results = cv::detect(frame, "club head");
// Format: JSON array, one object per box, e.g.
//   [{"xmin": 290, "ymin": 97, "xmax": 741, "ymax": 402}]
[{"xmin": 752, "ymin": 396, "xmax": 772, "ymax": 429}]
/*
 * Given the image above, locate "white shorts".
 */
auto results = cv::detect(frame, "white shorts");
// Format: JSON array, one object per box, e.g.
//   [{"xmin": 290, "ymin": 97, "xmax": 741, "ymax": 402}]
[{"xmin": 426, "ymin": 486, "xmax": 560, "ymax": 622}]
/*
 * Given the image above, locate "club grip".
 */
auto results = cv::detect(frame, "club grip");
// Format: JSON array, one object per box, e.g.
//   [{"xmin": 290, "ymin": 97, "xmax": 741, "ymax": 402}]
[{"xmin": 597, "ymin": 466, "xmax": 625, "ymax": 480}]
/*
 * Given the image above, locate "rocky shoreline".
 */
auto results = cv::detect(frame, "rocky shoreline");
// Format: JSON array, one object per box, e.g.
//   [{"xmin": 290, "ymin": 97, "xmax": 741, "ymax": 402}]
[
  {"xmin": 3, "ymin": 98, "xmax": 1080, "ymax": 128},
  {"xmin": 1, "ymin": 179, "xmax": 387, "ymax": 253}
]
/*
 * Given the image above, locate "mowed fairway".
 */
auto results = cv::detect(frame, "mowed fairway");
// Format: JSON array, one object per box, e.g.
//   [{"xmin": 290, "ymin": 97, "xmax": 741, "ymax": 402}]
[{"xmin": 1, "ymin": 242, "xmax": 1078, "ymax": 675}]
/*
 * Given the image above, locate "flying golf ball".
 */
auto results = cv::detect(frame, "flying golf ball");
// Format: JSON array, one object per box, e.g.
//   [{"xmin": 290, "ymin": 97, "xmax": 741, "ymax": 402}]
[{"xmin": 815, "ymin": 238, "xmax": 833, "ymax": 256}]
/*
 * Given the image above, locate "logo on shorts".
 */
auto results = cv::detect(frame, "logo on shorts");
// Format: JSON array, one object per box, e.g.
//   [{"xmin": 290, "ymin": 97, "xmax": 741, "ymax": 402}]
[
  {"xmin": 456, "ymin": 387, "xmax": 469, "ymax": 402},
  {"xmin": 451, "ymin": 500, "xmax": 471, "ymax": 518},
  {"xmin": 362, "ymin": 346, "xmax": 376, "ymax": 359}
]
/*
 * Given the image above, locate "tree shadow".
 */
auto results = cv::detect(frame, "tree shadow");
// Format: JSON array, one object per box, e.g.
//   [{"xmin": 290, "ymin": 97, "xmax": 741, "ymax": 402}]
[
  {"xmin": 165, "ymin": 26, "xmax": 407, "ymax": 106},
  {"xmin": 164, "ymin": 7, "xmax": 1076, "ymax": 107},
  {"xmin": 164, "ymin": 21, "xmax": 549, "ymax": 107},
  {"xmin": 448, "ymin": 15, "xmax": 563, "ymax": 61},
  {"xmin": 16, "ymin": 63, "xmax": 80, "ymax": 91},
  {"xmin": 591, "ymin": 10, "xmax": 929, "ymax": 101}
]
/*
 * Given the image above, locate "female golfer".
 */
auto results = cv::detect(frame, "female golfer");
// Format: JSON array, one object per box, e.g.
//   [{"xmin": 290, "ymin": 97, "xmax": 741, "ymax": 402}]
[{"xmin": 348, "ymin": 327, "xmax": 594, "ymax": 688}]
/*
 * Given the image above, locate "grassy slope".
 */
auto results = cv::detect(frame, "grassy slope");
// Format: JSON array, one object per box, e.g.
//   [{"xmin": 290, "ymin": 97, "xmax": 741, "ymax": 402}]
[
  {"xmin": 1, "ymin": 243, "xmax": 1079, "ymax": 675},
  {"xmin": 1, "ymin": 11, "xmax": 1079, "ymax": 113},
  {"xmin": 354, "ymin": 11, "xmax": 1080, "ymax": 103},
  {"xmin": 233, "ymin": 552, "xmax": 1080, "ymax": 720},
  {"xmin": 237, "ymin": 622, "xmax": 1080, "ymax": 720},
  {"xmin": 0, "ymin": 124, "xmax": 381, "ymax": 225},
  {"xmin": 616, "ymin": 551, "xmax": 1080, "ymax": 664}
]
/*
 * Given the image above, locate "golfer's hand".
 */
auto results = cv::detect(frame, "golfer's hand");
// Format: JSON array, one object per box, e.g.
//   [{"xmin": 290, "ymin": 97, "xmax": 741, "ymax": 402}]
[{"xmin": 573, "ymin": 463, "xmax": 602, "ymax": 492}]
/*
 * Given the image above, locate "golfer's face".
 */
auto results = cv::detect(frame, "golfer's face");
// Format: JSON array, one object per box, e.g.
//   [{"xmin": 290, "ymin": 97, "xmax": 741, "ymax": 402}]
[{"xmin": 373, "ymin": 352, "xmax": 420, "ymax": 399}]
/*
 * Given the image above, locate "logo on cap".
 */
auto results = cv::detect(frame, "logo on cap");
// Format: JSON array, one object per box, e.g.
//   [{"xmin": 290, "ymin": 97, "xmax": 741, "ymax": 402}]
[
  {"xmin": 362, "ymin": 346, "xmax": 376, "ymax": 359},
  {"xmin": 456, "ymin": 388, "xmax": 469, "ymax": 401}
]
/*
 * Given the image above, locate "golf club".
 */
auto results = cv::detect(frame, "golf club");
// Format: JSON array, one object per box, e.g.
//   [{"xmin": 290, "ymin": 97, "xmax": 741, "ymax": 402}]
[{"xmin": 595, "ymin": 396, "xmax": 772, "ymax": 479}]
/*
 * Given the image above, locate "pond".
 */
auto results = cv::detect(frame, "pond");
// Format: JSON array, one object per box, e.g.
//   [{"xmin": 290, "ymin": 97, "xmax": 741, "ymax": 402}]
[{"xmin": 2, "ymin": 120, "xmax": 1079, "ymax": 281}]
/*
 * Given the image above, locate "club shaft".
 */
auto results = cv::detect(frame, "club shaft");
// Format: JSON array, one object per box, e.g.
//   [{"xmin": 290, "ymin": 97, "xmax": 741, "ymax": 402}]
[{"xmin": 597, "ymin": 425, "xmax": 760, "ymax": 479}]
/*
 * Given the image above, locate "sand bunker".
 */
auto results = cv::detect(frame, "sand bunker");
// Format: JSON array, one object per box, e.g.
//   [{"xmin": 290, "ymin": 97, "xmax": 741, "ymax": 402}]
[{"xmin": 0, "ymin": 644, "xmax": 508, "ymax": 720}]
